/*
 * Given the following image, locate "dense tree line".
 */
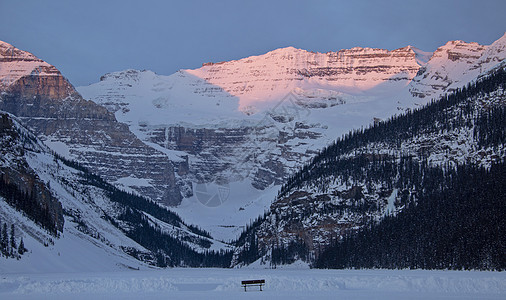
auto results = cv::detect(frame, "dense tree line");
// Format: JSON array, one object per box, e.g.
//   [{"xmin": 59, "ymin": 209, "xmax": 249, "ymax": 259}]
[
  {"xmin": 120, "ymin": 208, "xmax": 232, "ymax": 267},
  {"xmin": 0, "ymin": 221, "xmax": 27, "ymax": 259},
  {"xmin": 234, "ymin": 213, "xmax": 266, "ymax": 265},
  {"xmin": 0, "ymin": 173, "xmax": 59, "ymax": 235},
  {"xmin": 316, "ymin": 161, "xmax": 506, "ymax": 270},
  {"xmin": 55, "ymin": 153, "xmax": 212, "ymax": 239},
  {"xmin": 270, "ymin": 239, "xmax": 309, "ymax": 266}
]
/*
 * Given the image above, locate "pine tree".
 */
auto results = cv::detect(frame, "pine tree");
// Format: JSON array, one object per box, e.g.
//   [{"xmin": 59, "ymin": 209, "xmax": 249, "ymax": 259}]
[
  {"xmin": 17, "ymin": 238, "xmax": 25, "ymax": 255},
  {"xmin": 10, "ymin": 224, "xmax": 16, "ymax": 250},
  {"xmin": 1, "ymin": 223, "xmax": 8, "ymax": 256}
]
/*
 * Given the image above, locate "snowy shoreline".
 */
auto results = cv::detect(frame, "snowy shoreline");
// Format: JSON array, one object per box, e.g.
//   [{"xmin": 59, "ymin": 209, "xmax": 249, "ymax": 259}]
[{"xmin": 1, "ymin": 268, "xmax": 505, "ymax": 300}]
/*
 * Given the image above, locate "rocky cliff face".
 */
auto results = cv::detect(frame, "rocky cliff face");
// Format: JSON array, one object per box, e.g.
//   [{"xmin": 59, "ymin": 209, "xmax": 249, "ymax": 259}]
[
  {"xmin": 144, "ymin": 121, "xmax": 322, "ymax": 193},
  {"xmin": 188, "ymin": 46, "xmax": 422, "ymax": 111},
  {"xmin": 0, "ymin": 40, "xmax": 181, "ymax": 206}
]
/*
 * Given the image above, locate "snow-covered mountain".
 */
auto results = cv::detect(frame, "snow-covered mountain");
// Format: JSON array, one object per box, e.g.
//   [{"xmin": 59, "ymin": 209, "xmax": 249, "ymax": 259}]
[
  {"xmin": 0, "ymin": 111, "xmax": 142, "ymax": 271},
  {"xmin": 0, "ymin": 40, "xmax": 181, "ymax": 206},
  {"xmin": 1, "ymin": 33, "xmax": 504, "ymax": 270},
  {"xmin": 187, "ymin": 45, "xmax": 422, "ymax": 110},
  {"xmin": 78, "ymin": 33, "xmax": 506, "ymax": 241},
  {"xmin": 408, "ymin": 36, "xmax": 506, "ymax": 98}
]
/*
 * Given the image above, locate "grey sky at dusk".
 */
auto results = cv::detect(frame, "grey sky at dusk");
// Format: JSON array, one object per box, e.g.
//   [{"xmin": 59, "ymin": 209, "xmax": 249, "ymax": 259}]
[{"xmin": 1, "ymin": 0, "xmax": 505, "ymax": 86}]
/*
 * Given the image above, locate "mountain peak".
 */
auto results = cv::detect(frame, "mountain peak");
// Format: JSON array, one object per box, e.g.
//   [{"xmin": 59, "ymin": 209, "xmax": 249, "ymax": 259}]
[
  {"xmin": 437, "ymin": 39, "xmax": 483, "ymax": 51},
  {"xmin": 271, "ymin": 46, "xmax": 301, "ymax": 52},
  {"xmin": 429, "ymin": 39, "xmax": 485, "ymax": 64},
  {"xmin": 0, "ymin": 40, "xmax": 38, "ymax": 60},
  {"xmin": 99, "ymin": 69, "xmax": 155, "ymax": 82},
  {"xmin": 0, "ymin": 39, "xmax": 58, "ymax": 90},
  {"xmin": 257, "ymin": 46, "xmax": 310, "ymax": 59},
  {"xmin": 488, "ymin": 32, "xmax": 506, "ymax": 48}
]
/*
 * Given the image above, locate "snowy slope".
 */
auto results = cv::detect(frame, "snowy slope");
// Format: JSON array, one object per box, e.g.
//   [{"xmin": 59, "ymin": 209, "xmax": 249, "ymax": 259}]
[
  {"xmin": 0, "ymin": 198, "xmax": 144, "ymax": 273},
  {"xmin": 0, "ymin": 113, "xmax": 148, "ymax": 272}
]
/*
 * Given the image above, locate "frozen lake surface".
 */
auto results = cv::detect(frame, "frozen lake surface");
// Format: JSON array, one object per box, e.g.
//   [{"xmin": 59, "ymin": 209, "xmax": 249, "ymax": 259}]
[{"xmin": 1, "ymin": 268, "xmax": 505, "ymax": 299}]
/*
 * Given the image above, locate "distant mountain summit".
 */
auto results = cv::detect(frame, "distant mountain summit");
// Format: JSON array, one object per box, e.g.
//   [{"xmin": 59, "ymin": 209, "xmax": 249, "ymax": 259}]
[
  {"xmin": 409, "ymin": 33, "xmax": 506, "ymax": 98},
  {"xmin": 186, "ymin": 45, "xmax": 421, "ymax": 111},
  {"xmin": 0, "ymin": 40, "xmax": 78, "ymax": 100}
]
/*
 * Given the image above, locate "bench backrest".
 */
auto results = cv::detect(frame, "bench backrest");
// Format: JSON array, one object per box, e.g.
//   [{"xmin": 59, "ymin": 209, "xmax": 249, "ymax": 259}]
[{"xmin": 241, "ymin": 279, "xmax": 265, "ymax": 285}]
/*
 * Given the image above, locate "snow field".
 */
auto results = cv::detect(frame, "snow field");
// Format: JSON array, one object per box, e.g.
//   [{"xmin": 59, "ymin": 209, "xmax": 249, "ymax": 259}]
[{"xmin": 0, "ymin": 268, "xmax": 505, "ymax": 300}]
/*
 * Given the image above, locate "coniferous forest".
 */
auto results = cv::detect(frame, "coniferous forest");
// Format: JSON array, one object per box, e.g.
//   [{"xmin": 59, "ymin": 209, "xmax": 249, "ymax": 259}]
[
  {"xmin": 310, "ymin": 68, "xmax": 505, "ymax": 270},
  {"xmin": 0, "ymin": 220, "xmax": 26, "ymax": 259},
  {"xmin": 315, "ymin": 161, "xmax": 505, "ymax": 270},
  {"xmin": 0, "ymin": 174, "xmax": 60, "ymax": 235}
]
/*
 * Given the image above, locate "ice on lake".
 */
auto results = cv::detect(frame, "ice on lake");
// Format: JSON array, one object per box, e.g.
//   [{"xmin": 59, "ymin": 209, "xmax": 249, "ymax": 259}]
[{"xmin": 1, "ymin": 268, "xmax": 505, "ymax": 300}]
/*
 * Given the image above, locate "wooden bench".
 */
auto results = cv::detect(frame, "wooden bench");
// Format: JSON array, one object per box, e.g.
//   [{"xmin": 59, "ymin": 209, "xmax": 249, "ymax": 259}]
[{"xmin": 241, "ymin": 279, "xmax": 265, "ymax": 291}]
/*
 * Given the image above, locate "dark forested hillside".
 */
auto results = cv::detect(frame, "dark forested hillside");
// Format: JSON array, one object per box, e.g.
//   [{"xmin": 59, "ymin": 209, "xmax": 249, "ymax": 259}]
[
  {"xmin": 316, "ymin": 161, "xmax": 505, "ymax": 270},
  {"xmin": 233, "ymin": 67, "xmax": 506, "ymax": 269}
]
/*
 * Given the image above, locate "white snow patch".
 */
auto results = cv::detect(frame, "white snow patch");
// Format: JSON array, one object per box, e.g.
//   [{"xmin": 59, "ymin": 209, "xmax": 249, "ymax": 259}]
[
  {"xmin": 115, "ymin": 175, "xmax": 153, "ymax": 188},
  {"xmin": 385, "ymin": 189, "xmax": 398, "ymax": 215},
  {"xmin": 173, "ymin": 180, "xmax": 279, "ymax": 242}
]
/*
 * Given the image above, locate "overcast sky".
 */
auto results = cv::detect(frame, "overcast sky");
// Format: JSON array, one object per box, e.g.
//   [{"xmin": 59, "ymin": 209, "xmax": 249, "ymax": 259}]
[{"xmin": 1, "ymin": 0, "xmax": 505, "ymax": 86}]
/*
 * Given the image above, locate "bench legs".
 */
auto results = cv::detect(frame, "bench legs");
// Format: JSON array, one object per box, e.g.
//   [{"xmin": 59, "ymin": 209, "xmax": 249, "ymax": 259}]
[{"xmin": 243, "ymin": 284, "xmax": 264, "ymax": 291}]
